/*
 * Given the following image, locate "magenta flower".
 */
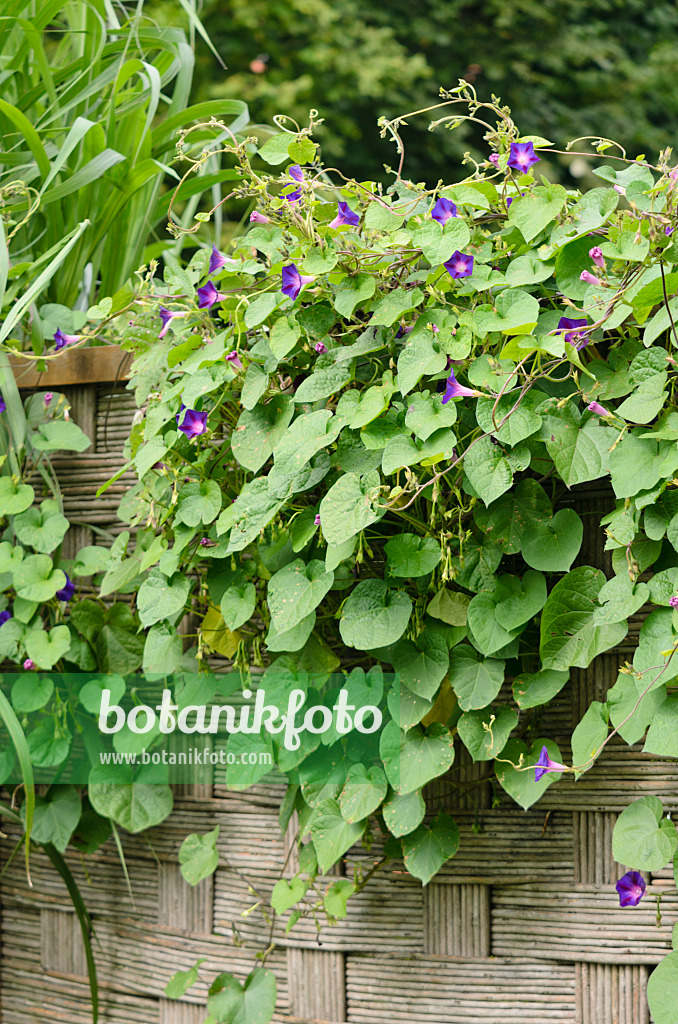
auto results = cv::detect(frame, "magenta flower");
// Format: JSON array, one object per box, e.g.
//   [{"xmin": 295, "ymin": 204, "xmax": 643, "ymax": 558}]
[
  {"xmin": 580, "ymin": 270, "xmax": 599, "ymax": 286},
  {"xmin": 444, "ymin": 250, "xmax": 474, "ymax": 279},
  {"xmin": 616, "ymin": 871, "xmax": 646, "ymax": 908},
  {"xmin": 282, "ymin": 263, "xmax": 314, "ymax": 300},
  {"xmin": 56, "ymin": 574, "xmax": 75, "ymax": 602},
  {"xmin": 197, "ymin": 281, "xmax": 227, "ymax": 310},
  {"xmin": 199, "ymin": 537, "xmax": 217, "ymax": 548},
  {"xmin": 614, "ymin": 184, "xmax": 626, "ymax": 195},
  {"xmin": 431, "ymin": 197, "xmax": 458, "ymax": 225},
  {"xmin": 589, "ymin": 246, "xmax": 605, "ymax": 269},
  {"xmin": 314, "ymin": 341, "xmax": 327, "ymax": 354},
  {"xmin": 314, "ymin": 514, "xmax": 321, "ymax": 525},
  {"xmin": 0, "ymin": 610, "xmax": 10, "ymax": 627},
  {"xmin": 669, "ymin": 595, "xmax": 678, "ymax": 608},
  {"xmin": 158, "ymin": 307, "xmax": 188, "ymax": 339},
  {"xmin": 44, "ymin": 392, "xmax": 53, "ymax": 407},
  {"xmin": 54, "ymin": 328, "xmax": 80, "ymax": 351},
  {"xmin": 23, "ymin": 659, "xmax": 35, "ymax": 671},
  {"xmin": 288, "ymin": 164, "xmax": 304, "ymax": 182},
  {"xmin": 488, "ymin": 153, "xmax": 500, "ymax": 167},
  {"xmin": 588, "ymin": 400, "xmax": 611, "ymax": 418},
  {"xmin": 176, "ymin": 406, "xmax": 208, "ymax": 440},
  {"xmin": 507, "ymin": 141, "xmax": 541, "ymax": 173},
  {"xmin": 534, "ymin": 745, "xmax": 567, "ymax": 782},
  {"xmin": 441, "ymin": 369, "xmax": 479, "ymax": 405},
  {"xmin": 225, "ymin": 350, "xmax": 243, "ymax": 372},
  {"xmin": 250, "ymin": 210, "xmax": 270, "ymax": 224},
  {"xmin": 209, "ymin": 245, "xmax": 229, "ymax": 274},
  {"xmin": 329, "ymin": 201, "xmax": 360, "ymax": 228}
]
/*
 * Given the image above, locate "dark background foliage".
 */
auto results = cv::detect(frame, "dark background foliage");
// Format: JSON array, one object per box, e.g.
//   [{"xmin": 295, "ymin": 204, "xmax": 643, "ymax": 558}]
[{"xmin": 145, "ymin": 0, "xmax": 678, "ymax": 184}]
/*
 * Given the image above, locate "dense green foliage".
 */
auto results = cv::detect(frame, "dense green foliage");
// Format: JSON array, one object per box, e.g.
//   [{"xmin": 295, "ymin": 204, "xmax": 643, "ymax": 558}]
[{"xmin": 149, "ymin": 0, "xmax": 678, "ymax": 184}]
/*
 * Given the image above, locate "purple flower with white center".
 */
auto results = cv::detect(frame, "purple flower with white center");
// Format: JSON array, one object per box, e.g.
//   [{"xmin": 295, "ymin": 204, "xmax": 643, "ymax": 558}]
[
  {"xmin": 282, "ymin": 263, "xmax": 314, "ymax": 300},
  {"xmin": 0, "ymin": 398, "xmax": 6, "ymax": 414},
  {"xmin": 44, "ymin": 392, "xmax": 53, "ymax": 407},
  {"xmin": 580, "ymin": 270, "xmax": 599, "ymax": 286},
  {"xmin": 534, "ymin": 745, "xmax": 567, "ymax": 782},
  {"xmin": 441, "ymin": 369, "xmax": 479, "ymax": 405},
  {"xmin": 616, "ymin": 871, "xmax": 646, "ymax": 908},
  {"xmin": 488, "ymin": 153, "xmax": 500, "ymax": 167},
  {"xmin": 54, "ymin": 328, "xmax": 80, "ymax": 351},
  {"xmin": 197, "ymin": 281, "xmax": 227, "ymax": 309},
  {"xmin": 225, "ymin": 351, "xmax": 243, "ymax": 372},
  {"xmin": 314, "ymin": 514, "xmax": 321, "ymax": 526},
  {"xmin": 507, "ymin": 141, "xmax": 541, "ymax": 173},
  {"xmin": 329, "ymin": 201, "xmax": 360, "ymax": 228},
  {"xmin": 56, "ymin": 574, "xmax": 75, "ymax": 602},
  {"xmin": 431, "ymin": 197, "xmax": 458, "ymax": 225},
  {"xmin": 250, "ymin": 210, "xmax": 270, "ymax": 224},
  {"xmin": 589, "ymin": 246, "xmax": 605, "ymax": 269},
  {"xmin": 288, "ymin": 164, "xmax": 304, "ymax": 182},
  {"xmin": 314, "ymin": 341, "xmax": 327, "ymax": 354},
  {"xmin": 0, "ymin": 610, "xmax": 10, "ymax": 627},
  {"xmin": 444, "ymin": 250, "xmax": 474, "ymax": 280},
  {"xmin": 176, "ymin": 406, "xmax": 208, "ymax": 440},
  {"xmin": 23, "ymin": 659, "xmax": 34, "ymax": 671},
  {"xmin": 158, "ymin": 307, "xmax": 188, "ymax": 339},
  {"xmin": 209, "ymin": 244, "xmax": 229, "ymax": 274},
  {"xmin": 588, "ymin": 400, "xmax": 611, "ymax": 418},
  {"xmin": 557, "ymin": 316, "xmax": 589, "ymax": 347},
  {"xmin": 670, "ymin": 595, "xmax": 678, "ymax": 608}
]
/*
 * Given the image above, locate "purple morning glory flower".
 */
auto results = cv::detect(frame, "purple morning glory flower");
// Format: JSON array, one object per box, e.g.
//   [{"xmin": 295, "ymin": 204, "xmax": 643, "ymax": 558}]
[
  {"xmin": 534, "ymin": 745, "xmax": 567, "ymax": 782},
  {"xmin": 176, "ymin": 406, "xmax": 208, "ymax": 440},
  {"xmin": 557, "ymin": 317, "xmax": 589, "ymax": 348},
  {"xmin": 665, "ymin": 225, "xmax": 675, "ymax": 237},
  {"xmin": 56, "ymin": 574, "xmax": 75, "ymax": 602},
  {"xmin": 285, "ymin": 188, "xmax": 302, "ymax": 205},
  {"xmin": 329, "ymin": 201, "xmax": 360, "ymax": 228},
  {"xmin": 199, "ymin": 537, "xmax": 217, "ymax": 548},
  {"xmin": 507, "ymin": 141, "xmax": 541, "ymax": 173},
  {"xmin": 44, "ymin": 392, "xmax": 53, "ymax": 407},
  {"xmin": 225, "ymin": 350, "xmax": 243, "ymax": 371},
  {"xmin": 250, "ymin": 210, "xmax": 270, "ymax": 224},
  {"xmin": 288, "ymin": 164, "xmax": 304, "ymax": 182},
  {"xmin": 23, "ymin": 659, "xmax": 35, "ymax": 671},
  {"xmin": 54, "ymin": 328, "xmax": 80, "ymax": 351},
  {"xmin": 158, "ymin": 307, "xmax": 187, "ymax": 339},
  {"xmin": 580, "ymin": 270, "xmax": 599, "ymax": 286},
  {"xmin": 669, "ymin": 595, "xmax": 678, "ymax": 608},
  {"xmin": 588, "ymin": 400, "xmax": 611, "ymax": 418},
  {"xmin": 0, "ymin": 398, "xmax": 6, "ymax": 414},
  {"xmin": 197, "ymin": 281, "xmax": 227, "ymax": 309},
  {"xmin": 314, "ymin": 341, "xmax": 327, "ymax": 354},
  {"xmin": 282, "ymin": 263, "xmax": 314, "ymax": 300},
  {"xmin": 616, "ymin": 871, "xmax": 646, "ymax": 908},
  {"xmin": 444, "ymin": 251, "xmax": 474, "ymax": 279},
  {"xmin": 431, "ymin": 197, "xmax": 458, "ymax": 225},
  {"xmin": 314, "ymin": 514, "xmax": 321, "ymax": 525},
  {"xmin": 589, "ymin": 246, "xmax": 605, "ymax": 269},
  {"xmin": 395, "ymin": 325, "xmax": 413, "ymax": 339},
  {"xmin": 488, "ymin": 153, "xmax": 500, "ymax": 167},
  {"xmin": 441, "ymin": 369, "xmax": 479, "ymax": 405},
  {"xmin": 0, "ymin": 610, "xmax": 10, "ymax": 627},
  {"xmin": 209, "ymin": 245, "xmax": 229, "ymax": 274}
]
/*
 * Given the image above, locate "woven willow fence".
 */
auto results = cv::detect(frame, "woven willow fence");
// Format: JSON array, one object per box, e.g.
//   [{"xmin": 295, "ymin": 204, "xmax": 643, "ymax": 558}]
[{"xmin": 0, "ymin": 349, "xmax": 673, "ymax": 1024}]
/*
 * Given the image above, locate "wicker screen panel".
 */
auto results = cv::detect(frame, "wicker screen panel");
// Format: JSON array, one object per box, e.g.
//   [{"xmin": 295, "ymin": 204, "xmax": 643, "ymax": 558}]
[{"xmin": 0, "ymin": 357, "xmax": 669, "ymax": 1022}]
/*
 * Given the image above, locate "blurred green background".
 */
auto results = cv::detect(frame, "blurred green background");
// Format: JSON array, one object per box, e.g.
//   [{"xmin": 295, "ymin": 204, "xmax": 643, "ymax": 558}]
[{"xmin": 147, "ymin": 0, "xmax": 678, "ymax": 184}]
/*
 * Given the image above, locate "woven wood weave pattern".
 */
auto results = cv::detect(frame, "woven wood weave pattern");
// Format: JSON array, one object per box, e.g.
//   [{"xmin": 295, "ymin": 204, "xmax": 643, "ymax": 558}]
[{"xmin": 0, "ymin": 372, "xmax": 670, "ymax": 1023}]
